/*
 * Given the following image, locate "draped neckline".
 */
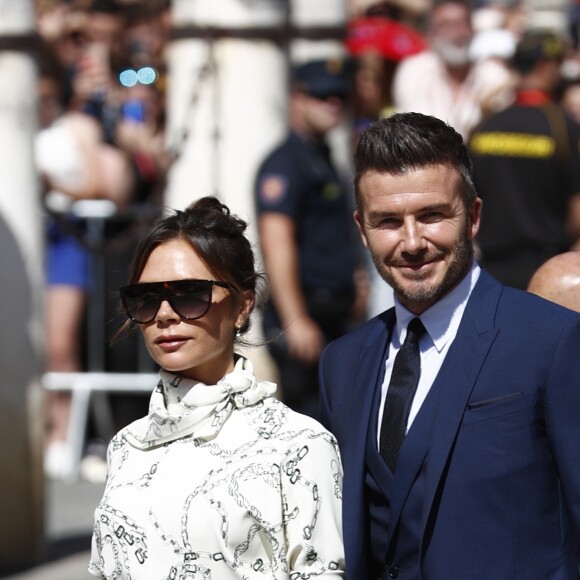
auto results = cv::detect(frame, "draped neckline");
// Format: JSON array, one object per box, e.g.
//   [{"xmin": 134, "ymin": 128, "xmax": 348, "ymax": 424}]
[{"xmin": 123, "ymin": 356, "xmax": 277, "ymax": 449}]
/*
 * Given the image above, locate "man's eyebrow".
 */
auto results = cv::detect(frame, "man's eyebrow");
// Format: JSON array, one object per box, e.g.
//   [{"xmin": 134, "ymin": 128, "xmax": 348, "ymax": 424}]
[
  {"xmin": 366, "ymin": 209, "xmax": 397, "ymax": 219},
  {"xmin": 365, "ymin": 202, "xmax": 453, "ymax": 220},
  {"xmin": 418, "ymin": 202, "xmax": 454, "ymax": 212}
]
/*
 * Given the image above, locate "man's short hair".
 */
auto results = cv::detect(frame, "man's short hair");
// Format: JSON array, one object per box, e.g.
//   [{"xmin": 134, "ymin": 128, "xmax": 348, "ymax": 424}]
[{"xmin": 353, "ymin": 112, "xmax": 477, "ymax": 208}]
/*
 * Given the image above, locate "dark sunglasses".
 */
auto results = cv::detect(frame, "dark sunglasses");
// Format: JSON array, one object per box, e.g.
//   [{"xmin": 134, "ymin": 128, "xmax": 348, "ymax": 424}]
[
  {"xmin": 119, "ymin": 279, "xmax": 232, "ymax": 324},
  {"xmin": 310, "ymin": 92, "xmax": 347, "ymax": 102}
]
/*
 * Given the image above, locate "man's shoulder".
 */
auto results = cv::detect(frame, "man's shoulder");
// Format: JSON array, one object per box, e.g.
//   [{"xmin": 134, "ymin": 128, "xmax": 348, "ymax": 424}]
[
  {"xmin": 325, "ymin": 311, "xmax": 392, "ymax": 356},
  {"xmin": 396, "ymin": 50, "xmax": 438, "ymax": 73},
  {"xmin": 470, "ymin": 103, "xmax": 520, "ymax": 131},
  {"xmin": 258, "ymin": 134, "xmax": 297, "ymax": 169},
  {"xmin": 255, "ymin": 134, "xmax": 302, "ymax": 206},
  {"xmin": 393, "ymin": 51, "xmax": 446, "ymax": 103},
  {"xmin": 468, "ymin": 106, "xmax": 548, "ymax": 155},
  {"xmin": 475, "ymin": 272, "xmax": 580, "ymax": 328},
  {"xmin": 470, "ymin": 58, "xmax": 512, "ymax": 86},
  {"xmin": 472, "ymin": 100, "xmax": 574, "ymax": 135},
  {"xmin": 502, "ymin": 282, "xmax": 579, "ymax": 316}
]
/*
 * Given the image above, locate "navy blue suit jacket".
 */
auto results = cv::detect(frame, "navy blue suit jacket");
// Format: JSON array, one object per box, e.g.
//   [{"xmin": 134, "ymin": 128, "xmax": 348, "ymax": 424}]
[{"xmin": 319, "ymin": 270, "xmax": 580, "ymax": 579}]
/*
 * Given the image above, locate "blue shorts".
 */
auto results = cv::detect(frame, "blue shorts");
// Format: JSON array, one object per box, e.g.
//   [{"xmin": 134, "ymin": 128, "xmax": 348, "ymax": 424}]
[{"xmin": 46, "ymin": 219, "xmax": 91, "ymax": 289}]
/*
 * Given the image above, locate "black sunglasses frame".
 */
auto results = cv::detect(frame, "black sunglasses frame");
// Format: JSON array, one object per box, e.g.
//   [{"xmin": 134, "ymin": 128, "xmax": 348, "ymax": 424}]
[{"xmin": 119, "ymin": 279, "xmax": 232, "ymax": 324}]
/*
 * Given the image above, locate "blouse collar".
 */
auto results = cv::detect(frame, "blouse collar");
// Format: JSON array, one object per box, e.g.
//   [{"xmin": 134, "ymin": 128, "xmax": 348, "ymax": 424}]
[{"xmin": 123, "ymin": 357, "xmax": 277, "ymax": 449}]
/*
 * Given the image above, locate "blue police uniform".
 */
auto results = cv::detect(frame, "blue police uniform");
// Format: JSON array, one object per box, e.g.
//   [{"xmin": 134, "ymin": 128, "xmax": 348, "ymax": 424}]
[{"xmin": 255, "ymin": 129, "xmax": 358, "ymax": 419}]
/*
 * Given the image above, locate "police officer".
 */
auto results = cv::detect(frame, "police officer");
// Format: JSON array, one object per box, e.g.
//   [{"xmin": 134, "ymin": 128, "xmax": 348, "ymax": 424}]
[{"xmin": 255, "ymin": 58, "xmax": 361, "ymax": 419}]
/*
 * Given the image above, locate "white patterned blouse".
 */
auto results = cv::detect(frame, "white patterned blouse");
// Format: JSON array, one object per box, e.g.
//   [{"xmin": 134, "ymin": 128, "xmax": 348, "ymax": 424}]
[{"xmin": 89, "ymin": 357, "xmax": 345, "ymax": 579}]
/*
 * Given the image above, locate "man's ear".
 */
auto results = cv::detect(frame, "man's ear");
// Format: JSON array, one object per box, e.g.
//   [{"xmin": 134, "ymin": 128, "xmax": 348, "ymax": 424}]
[
  {"xmin": 354, "ymin": 210, "xmax": 369, "ymax": 248},
  {"xmin": 467, "ymin": 197, "xmax": 482, "ymax": 240}
]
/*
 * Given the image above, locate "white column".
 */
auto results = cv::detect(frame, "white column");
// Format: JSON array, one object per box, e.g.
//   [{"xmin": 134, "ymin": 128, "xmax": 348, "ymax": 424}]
[
  {"xmin": 165, "ymin": 0, "xmax": 287, "ymax": 238},
  {"xmin": 165, "ymin": 0, "xmax": 349, "ymax": 232},
  {"xmin": 290, "ymin": 0, "xmax": 347, "ymax": 62},
  {"xmin": 0, "ymin": 0, "xmax": 45, "ymax": 567}
]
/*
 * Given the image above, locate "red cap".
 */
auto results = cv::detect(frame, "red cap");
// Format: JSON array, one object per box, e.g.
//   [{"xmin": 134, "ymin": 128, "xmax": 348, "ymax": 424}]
[{"xmin": 346, "ymin": 17, "xmax": 427, "ymax": 62}]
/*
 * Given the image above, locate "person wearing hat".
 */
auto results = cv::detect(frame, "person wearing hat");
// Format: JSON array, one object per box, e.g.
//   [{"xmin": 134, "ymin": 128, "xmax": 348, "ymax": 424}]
[
  {"xmin": 469, "ymin": 30, "xmax": 580, "ymax": 290},
  {"xmin": 254, "ymin": 58, "xmax": 364, "ymax": 420}
]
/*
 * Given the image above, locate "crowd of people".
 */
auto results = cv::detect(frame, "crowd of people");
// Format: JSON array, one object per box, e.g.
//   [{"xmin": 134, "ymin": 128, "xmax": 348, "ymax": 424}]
[
  {"xmin": 25, "ymin": 0, "xmax": 580, "ymax": 577},
  {"xmin": 34, "ymin": 0, "xmax": 171, "ymax": 479}
]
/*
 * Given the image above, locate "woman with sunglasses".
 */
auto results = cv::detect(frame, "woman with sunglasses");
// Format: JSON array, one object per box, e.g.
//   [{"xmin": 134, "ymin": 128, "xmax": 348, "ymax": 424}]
[{"xmin": 89, "ymin": 196, "xmax": 345, "ymax": 579}]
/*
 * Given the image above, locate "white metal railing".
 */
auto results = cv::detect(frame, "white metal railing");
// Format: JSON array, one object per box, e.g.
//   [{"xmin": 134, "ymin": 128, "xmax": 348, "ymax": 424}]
[
  {"xmin": 42, "ymin": 372, "xmax": 158, "ymax": 482},
  {"xmin": 43, "ymin": 202, "xmax": 160, "ymax": 482}
]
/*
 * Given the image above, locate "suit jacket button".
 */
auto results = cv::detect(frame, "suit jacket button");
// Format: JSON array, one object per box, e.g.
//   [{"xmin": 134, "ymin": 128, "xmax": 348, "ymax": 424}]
[{"xmin": 389, "ymin": 566, "xmax": 400, "ymax": 578}]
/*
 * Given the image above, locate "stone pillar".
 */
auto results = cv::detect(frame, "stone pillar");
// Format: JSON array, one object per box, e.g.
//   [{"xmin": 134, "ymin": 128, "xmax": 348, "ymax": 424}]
[
  {"xmin": 290, "ymin": 0, "xmax": 347, "ymax": 61},
  {"xmin": 0, "ymin": 0, "xmax": 45, "ymax": 568},
  {"xmin": 164, "ymin": 0, "xmax": 349, "ymax": 227},
  {"xmin": 164, "ymin": 0, "xmax": 287, "ymax": 232}
]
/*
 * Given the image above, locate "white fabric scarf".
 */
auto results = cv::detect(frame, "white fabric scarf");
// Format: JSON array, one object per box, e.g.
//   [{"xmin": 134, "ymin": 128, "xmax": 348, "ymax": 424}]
[{"xmin": 124, "ymin": 357, "xmax": 277, "ymax": 450}]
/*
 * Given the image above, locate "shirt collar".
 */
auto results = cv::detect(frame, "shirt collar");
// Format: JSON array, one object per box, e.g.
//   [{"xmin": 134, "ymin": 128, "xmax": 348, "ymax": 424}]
[{"xmin": 393, "ymin": 262, "xmax": 480, "ymax": 351}]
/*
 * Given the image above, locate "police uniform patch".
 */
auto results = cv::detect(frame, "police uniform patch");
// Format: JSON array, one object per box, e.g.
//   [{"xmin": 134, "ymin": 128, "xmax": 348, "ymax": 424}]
[{"xmin": 259, "ymin": 174, "xmax": 288, "ymax": 204}]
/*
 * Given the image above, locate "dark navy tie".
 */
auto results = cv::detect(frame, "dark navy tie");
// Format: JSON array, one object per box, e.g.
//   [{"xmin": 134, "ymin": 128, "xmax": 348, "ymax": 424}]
[{"xmin": 380, "ymin": 317, "xmax": 426, "ymax": 472}]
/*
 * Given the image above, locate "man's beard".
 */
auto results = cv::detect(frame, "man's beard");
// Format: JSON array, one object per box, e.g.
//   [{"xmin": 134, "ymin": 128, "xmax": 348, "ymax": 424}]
[
  {"xmin": 433, "ymin": 38, "xmax": 471, "ymax": 68},
  {"xmin": 372, "ymin": 225, "xmax": 474, "ymax": 312}
]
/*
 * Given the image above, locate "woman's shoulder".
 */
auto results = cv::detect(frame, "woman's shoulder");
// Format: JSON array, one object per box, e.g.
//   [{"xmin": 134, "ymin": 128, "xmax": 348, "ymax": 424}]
[
  {"xmin": 109, "ymin": 415, "xmax": 149, "ymax": 450},
  {"xmin": 248, "ymin": 397, "xmax": 339, "ymax": 444},
  {"xmin": 254, "ymin": 400, "xmax": 343, "ymax": 479}
]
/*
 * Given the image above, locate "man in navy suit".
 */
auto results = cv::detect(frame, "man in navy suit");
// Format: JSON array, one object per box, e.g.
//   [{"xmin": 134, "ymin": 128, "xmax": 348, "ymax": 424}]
[{"xmin": 319, "ymin": 112, "xmax": 580, "ymax": 579}]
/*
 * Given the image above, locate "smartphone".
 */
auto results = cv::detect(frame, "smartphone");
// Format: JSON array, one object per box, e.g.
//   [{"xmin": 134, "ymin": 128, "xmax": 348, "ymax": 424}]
[{"xmin": 122, "ymin": 99, "xmax": 144, "ymax": 123}]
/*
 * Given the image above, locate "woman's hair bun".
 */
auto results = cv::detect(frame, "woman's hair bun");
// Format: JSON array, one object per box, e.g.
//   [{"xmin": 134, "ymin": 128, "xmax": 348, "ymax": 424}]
[{"xmin": 184, "ymin": 196, "xmax": 248, "ymax": 237}]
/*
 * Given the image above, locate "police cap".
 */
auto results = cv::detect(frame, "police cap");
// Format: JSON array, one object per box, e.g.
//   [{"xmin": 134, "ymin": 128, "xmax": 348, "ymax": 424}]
[
  {"xmin": 513, "ymin": 30, "xmax": 566, "ymax": 73},
  {"xmin": 292, "ymin": 58, "xmax": 350, "ymax": 99}
]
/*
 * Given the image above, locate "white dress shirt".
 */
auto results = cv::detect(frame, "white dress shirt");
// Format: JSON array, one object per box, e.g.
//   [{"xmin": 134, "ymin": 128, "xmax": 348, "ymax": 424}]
[{"xmin": 377, "ymin": 263, "xmax": 481, "ymax": 446}]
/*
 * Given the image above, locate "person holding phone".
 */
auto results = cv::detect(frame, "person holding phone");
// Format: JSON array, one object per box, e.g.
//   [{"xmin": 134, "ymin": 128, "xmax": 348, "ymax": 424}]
[
  {"xmin": 114, "ymin": 81, "xmax": 171, "ymax": 203},
  {"xmin": 88, "ymin": 196, "xmax": 345, "ymax": 579}
]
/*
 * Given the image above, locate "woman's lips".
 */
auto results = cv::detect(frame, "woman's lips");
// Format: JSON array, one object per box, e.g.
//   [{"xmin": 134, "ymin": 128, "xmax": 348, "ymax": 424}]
[{"xmin": 155, "ymin": 335, "xmax": 189, "ymax": 349}]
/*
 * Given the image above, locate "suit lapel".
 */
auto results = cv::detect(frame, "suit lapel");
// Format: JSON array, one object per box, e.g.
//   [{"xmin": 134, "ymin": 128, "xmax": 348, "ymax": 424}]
[
  {"xmin": 421, "ymin": 272, "xmax": 502, "ymax": 534},
  {"xmin": 349, "ymin": 310, "xmax": 395, "ymax": 448},
  {"xmin": 386, "ymin": 384, "xmax": 439, "ymax": 540},
  {"xmin": 340, "ymin": 310, "xmax": 395, "ymax": 571},
  {"xmin": 384, "ymin": 271, "xmax": 503, "ymax": 548}
]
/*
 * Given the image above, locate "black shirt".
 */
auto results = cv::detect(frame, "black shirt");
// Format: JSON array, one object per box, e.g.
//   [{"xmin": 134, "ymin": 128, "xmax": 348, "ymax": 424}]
[{"xmin": 469, "ymin": 101, "xmax": 580, "ymax": 287}]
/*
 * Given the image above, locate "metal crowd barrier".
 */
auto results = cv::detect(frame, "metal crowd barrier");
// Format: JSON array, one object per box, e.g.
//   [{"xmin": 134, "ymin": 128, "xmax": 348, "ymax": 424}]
[{"xmin": 41, "ymin": 200, "xmax": 161, "ymax": 481}]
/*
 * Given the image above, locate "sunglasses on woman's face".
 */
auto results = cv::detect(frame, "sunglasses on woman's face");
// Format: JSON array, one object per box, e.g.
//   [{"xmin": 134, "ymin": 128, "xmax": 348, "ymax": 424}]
[{"xmin": 119, "ymin": 279, "xmax": 232, "ymax": 324}]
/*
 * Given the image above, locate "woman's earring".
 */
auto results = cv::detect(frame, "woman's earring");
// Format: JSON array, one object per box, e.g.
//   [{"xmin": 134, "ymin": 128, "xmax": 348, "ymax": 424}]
[{"xmin": 235, "ymin": 325, "xmax": 242, "ymax": 339}]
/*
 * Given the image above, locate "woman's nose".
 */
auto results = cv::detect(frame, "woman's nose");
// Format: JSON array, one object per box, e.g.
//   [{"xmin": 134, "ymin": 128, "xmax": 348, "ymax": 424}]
[{"xmin": 155, "ymin": 299, "xmax": 179, "ymax": 322}]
